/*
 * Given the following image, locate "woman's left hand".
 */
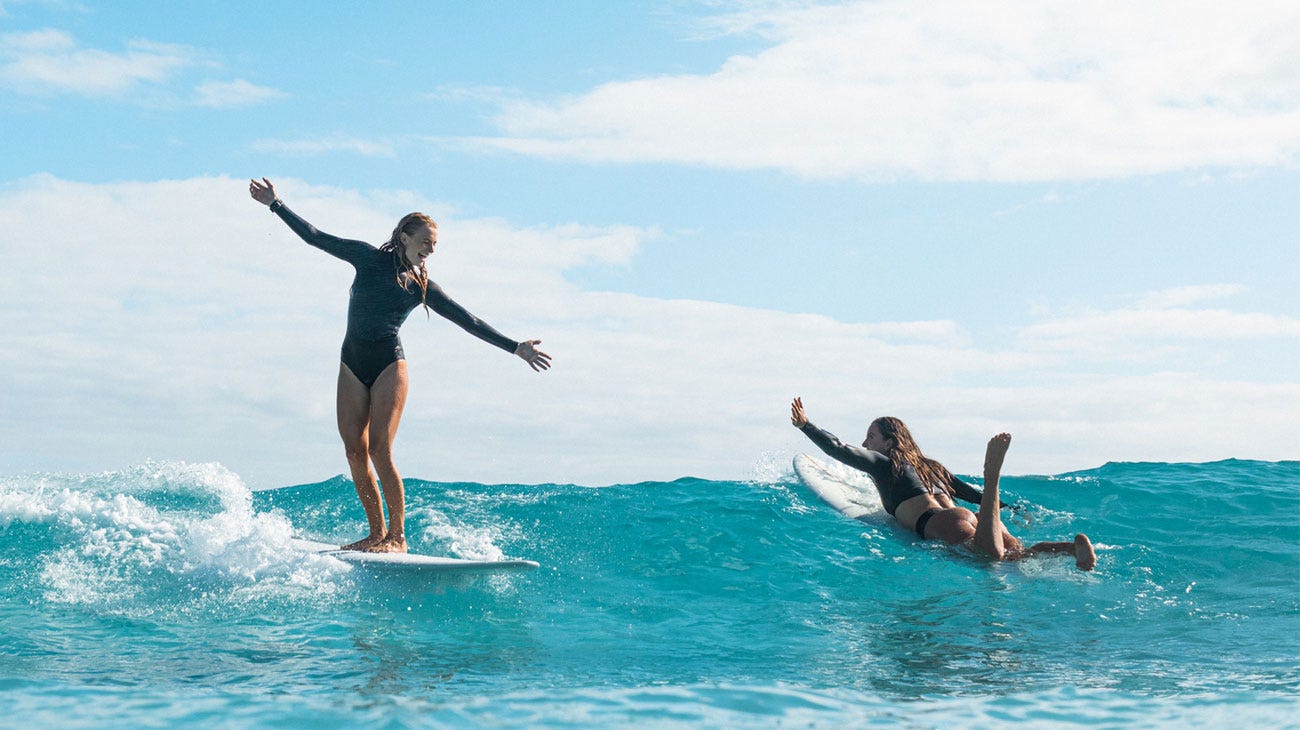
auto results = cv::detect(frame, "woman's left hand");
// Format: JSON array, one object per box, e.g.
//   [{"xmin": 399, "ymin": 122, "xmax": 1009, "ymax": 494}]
[{"xmin": 515, "ymin": 339, "xmax": 552, "ymax": 372}]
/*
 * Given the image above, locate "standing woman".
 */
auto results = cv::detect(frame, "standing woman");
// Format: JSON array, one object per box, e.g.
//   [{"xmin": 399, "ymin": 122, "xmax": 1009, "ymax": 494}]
[{"xmin": 250, "ymin": 178, "xmax": 551, "ymax": 553}]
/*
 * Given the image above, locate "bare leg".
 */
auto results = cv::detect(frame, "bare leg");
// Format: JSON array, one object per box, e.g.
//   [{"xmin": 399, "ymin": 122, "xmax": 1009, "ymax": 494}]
[
  {"xmin": 365, "ymin": 361, "xmax": 409, "ymax": 554},
  {"xmin": 1024, "ymin": 541, "xmax": 1075, "ymax": 556},
  {"xmin": 973, "ymin": 435, "xmax": 1095, "ymax": 570},
  {"xmin": 974, "ymin": 433, "xmax": 1011, "ymax": 560},
  {"xmin": 1023, "ymin": 535, "xmax": 1096, "ymax": 571},
  {"xmin": 1073, "ymin": 534, "xmax": 1096, "ymax": 571},
  {"xmin": 337, "ymin": 364, "xmax": 386, "ymax": 550}
]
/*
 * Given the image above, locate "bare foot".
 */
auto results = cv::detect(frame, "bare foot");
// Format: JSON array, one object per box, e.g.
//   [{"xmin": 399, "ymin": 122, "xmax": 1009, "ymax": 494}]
[
  {"xmin": 985, "ymin": 432, "xmax": 1011, "ymax": 476},
  {"xmin": 1074, "ymin": 533, "xmax": 1096, "ymax": 571},
  {"xmin": 342, "ymin": 534, "xmax": 384, "ymax": 551},
  {"xmin": 367, "ymin": 535, "xmax": 408, "ymax": 553}
]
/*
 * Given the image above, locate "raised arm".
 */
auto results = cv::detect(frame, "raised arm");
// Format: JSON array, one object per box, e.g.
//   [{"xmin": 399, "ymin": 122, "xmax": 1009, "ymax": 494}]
[
  {"xmin": 790, "ymin": 397, "xmax": 891, "ymax": 480},
  {"xmin": 248, "ymin": 178, "xmax": 371, "ymax": 263},
  {"xmin": 425, "ymin": 282, "xmax": 552, "ymax": 371}
]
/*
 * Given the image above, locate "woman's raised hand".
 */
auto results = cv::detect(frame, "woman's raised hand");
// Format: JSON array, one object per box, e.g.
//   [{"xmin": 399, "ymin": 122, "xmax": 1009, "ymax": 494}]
[
  {"xmin": 249, "ymin": 177, "xmax": 278, "ymax": 206},
  {"xmin": 514, "ymin": 339, "xmax": 553, "ymax": 372},
  {"xmin": 790, "ymin": 397, "xmax": 808, "ymax": 428}
]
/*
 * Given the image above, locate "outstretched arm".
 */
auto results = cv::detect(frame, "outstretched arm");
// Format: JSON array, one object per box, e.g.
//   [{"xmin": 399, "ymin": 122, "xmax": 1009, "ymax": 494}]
[
  {"xmin": 790, "ymin": 397, "xmax": 890, "ymax": 479},
  {"xmin": 426, "ymin": 282, "xmax": 552, "ymax": 371},
  {"xmin": 248, "ymin": 177, "xmax": 371, "ymax": 263}
]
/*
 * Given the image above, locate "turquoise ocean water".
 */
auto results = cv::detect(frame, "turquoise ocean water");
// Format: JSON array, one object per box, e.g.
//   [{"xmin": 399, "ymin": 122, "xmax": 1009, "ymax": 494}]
[{"xmin": 1, "ymin": 457, "xmax": 1297, "ymax": 728}]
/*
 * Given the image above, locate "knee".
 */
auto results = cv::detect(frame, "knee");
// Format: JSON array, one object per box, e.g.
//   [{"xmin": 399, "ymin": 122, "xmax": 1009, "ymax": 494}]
[
  {"xmin": 341, "ymin": 438, "xmax": 369, "ymax": 465},
  {"xmin": 367, "ymin": 440, "xmax": 393, "ymax": 463}
]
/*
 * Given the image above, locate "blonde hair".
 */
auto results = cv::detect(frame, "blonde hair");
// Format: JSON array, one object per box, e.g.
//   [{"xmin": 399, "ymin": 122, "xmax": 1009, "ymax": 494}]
[
  {"xmin": 380, "ymin": 212, "xmax": 436, "ymax": 316},
  {"xmin": 872, "ymin": 417, "xmax": 957, "ymax": 499}
]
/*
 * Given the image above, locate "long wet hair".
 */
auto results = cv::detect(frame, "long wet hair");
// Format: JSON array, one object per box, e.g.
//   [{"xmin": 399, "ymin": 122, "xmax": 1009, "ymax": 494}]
[
  {"xmin": 379, "ymin": 212, "xmax": 436, "ymax": 316},
  {"xmin": 872, "ymin": 417, "xmax": 957, "ymax": 499}
]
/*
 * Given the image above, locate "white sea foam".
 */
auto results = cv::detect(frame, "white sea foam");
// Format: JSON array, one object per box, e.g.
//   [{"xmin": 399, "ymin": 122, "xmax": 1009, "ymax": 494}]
[
  {"xmin": 748, "ymin": 450, "xmax": 795, "ymax": 484},
  {"xmin": 1, "ymin": 461, "xmax": 353, "ymax": 612},
  {"xmin": 405, "ymin": 506, "xmax": 509, "ymax": 561}
]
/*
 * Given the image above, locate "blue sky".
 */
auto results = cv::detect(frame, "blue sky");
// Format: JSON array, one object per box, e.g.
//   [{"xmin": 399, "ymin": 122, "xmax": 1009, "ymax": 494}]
[{"xmin": 2, "ymin": 0, "xmax": 1297, "ymax": 488}]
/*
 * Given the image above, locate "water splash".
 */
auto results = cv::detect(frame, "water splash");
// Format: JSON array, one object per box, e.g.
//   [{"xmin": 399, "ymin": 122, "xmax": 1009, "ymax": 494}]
[{"xmin": 0, "ymin": 462, "xmax": 353, "ymax": 616}]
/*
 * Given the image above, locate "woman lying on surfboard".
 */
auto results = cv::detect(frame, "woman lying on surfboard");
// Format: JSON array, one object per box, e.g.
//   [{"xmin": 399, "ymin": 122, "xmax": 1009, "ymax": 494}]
[
  {"xmin": 250, "ymin": 178, "xmax": 552, "ymax": 553},
  {"xmin": 790, "ymin": 398, "xmax": 1095, "ymax": 570}
]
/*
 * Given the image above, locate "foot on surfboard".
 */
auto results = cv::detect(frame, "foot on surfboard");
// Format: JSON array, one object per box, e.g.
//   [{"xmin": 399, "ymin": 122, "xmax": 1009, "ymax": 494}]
[
  {"xmin": 342, "ymin": 534, "xmax": 384, "ymax": 551},
  {"xmin": 367, "ymin": 536, "xmax": 408, "ymax": 553}
]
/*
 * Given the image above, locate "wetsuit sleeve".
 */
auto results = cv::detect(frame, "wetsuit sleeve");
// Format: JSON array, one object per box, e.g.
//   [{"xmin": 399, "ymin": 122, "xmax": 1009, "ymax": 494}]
[
  {"xmin": 424, "ymin": 282, "xmax": 519, "ymax": 354},
  {"xmin": 950, "ymin": 476, "xmax": 985, "ymax": 505},
  {"xmin": 271, "ymin": 201, "xmax": 373, "ymax": 264},
  {"xmin": 799, "ymin": 421, "xmax": 892, "ymax": 482},
  {"xmin": 950, "ymin": 475, "xmax": 1009, "ymax": 510}
]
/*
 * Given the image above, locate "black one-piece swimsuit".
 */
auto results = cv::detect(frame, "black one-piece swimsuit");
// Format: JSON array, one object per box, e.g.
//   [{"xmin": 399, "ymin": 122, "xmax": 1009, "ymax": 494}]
[{"xmin": 271, "ymin": 201, "xmax": 518, "ymax": 386}]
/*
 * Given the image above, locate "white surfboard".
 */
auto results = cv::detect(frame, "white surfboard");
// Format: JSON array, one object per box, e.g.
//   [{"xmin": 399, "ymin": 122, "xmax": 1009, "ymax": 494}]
[
  {"xmin": 792, "ymin": 453, "xmax": 885, "ymax": 522},
  {"xmin": 292, "ymin": 539, "xmax": 539, "ymax": 573}
]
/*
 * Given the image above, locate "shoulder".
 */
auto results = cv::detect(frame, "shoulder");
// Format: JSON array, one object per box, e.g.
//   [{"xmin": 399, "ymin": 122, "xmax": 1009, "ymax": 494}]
[
  {"xmin": 846, "ymin": 443, "xmax": 894, "ymax": 476},
  {"xmin": 351, "ymin": 242, "xmax": 387, "ymax": 264},
  {"xmin": 423, "ymin": 278, "xmax": 448, "ymax": 297}
]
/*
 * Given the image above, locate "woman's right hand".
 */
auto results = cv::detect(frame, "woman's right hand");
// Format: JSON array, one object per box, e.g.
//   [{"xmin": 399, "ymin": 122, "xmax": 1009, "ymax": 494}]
[
  {"xmin": 790, "ymin": 397, "xmax": 808, "ymax": 428},
  {"xmin": 514, "ymin": 339, "xmax": 553, "ymax": 372},
  {"xmin": 249, "ymin": 177, "xmax": 278, "ymax": 207}
]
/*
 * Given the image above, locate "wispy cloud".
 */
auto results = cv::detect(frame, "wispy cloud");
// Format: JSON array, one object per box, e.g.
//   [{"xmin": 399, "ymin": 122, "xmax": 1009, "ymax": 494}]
[
  {"xmin": 251, "ymin": 135, "xmax": 397, "ymax": 158},
  {"xmin": 194, "ymin": 78, "xmax": 285, "ymax": 108},
  {"xmin": 0, "ymin": 29, "xmax": 283, "ymax": 108},
  {"xmin": 1, "ymin": 176, "xmax": 1296, "ymax": 486},
  {"xmin": 466, "ymin": 0, "xmax": 1300, "ymax": 182},
  {"xmin": 0, "ymin": 29, "xmax": 194, "ymax": 96},
  {"xmin": 1136, "ymin": 284, "xmax": 1245, "ymax": 309},
  {"xmin": 992, "ymin": 191, "xmax": 1063, "ymax": 218},
  {"xmin": 427, "ymin": 83, "xmax": 525, "ymax": 105},
  {"xmin": 1021, "ymin": 286, "xmax": 1300, "ymax": 353}
]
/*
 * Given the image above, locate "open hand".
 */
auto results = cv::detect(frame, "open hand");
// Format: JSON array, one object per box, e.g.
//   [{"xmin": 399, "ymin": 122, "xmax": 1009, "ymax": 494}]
[
  {"xmin": 515, "ymin": 339, "xmax": 552, "ymax": 372},
  {"xmin": 790, "ymin": 397, "xmax": 808, "ymax": 428},
  {"xmin": 249, "ymin": 177, "xmax": 278, "ymax": 206}
]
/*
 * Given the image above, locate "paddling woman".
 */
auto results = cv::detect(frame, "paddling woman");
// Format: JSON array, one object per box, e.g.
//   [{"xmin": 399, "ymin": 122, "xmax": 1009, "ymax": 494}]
[
  {"xmin": 790, "ymin": 398, "xmax": 1095, "ymax": 570},
  {"xmin": 250, "ymin": 178, "xmax": 551, "ymax": 553}
]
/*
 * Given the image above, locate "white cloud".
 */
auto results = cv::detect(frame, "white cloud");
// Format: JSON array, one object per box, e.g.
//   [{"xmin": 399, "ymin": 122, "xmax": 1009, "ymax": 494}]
[
  {"xmin": 251, "ymin": 135, "xmax": 397, "ymax": 157},
  {"xmin": 0, "ymin": 29, "xmax": 194, "ymax": 96},
  {"xmin": 1020, "ymin": 289, "xmax": 1300, "ymax": 353},
  {"xmin": 1, "ymin": 176, "xmax": 1295, "ymax": 489},
  {"xmin": 467, "ymin": 0, "xmax": 1300, "ymax": 181},
  {"xmin": 1136, "ymin": 284, "xmax": 1244, "ymax": 309},
  {"xmin": 194, "ymin": 78, "xmax": 285, "ymax": 108}
]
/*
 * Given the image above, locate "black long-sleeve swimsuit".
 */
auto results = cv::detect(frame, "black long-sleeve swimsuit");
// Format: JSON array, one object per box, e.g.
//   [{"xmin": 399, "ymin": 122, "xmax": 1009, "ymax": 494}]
[{"xmin": 271, "ymin": 201, "xmax": 517, "ymax": 386}]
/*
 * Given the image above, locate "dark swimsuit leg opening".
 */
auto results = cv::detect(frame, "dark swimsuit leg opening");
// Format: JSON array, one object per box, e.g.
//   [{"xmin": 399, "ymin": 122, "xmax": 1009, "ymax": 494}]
[
  {"xmin": 340, "ymin": 362, "xmax": 372, "ymax": 388},
  {"xmin": 914, "ymin": 507, "xmax": 940, "ymax": 538}
]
